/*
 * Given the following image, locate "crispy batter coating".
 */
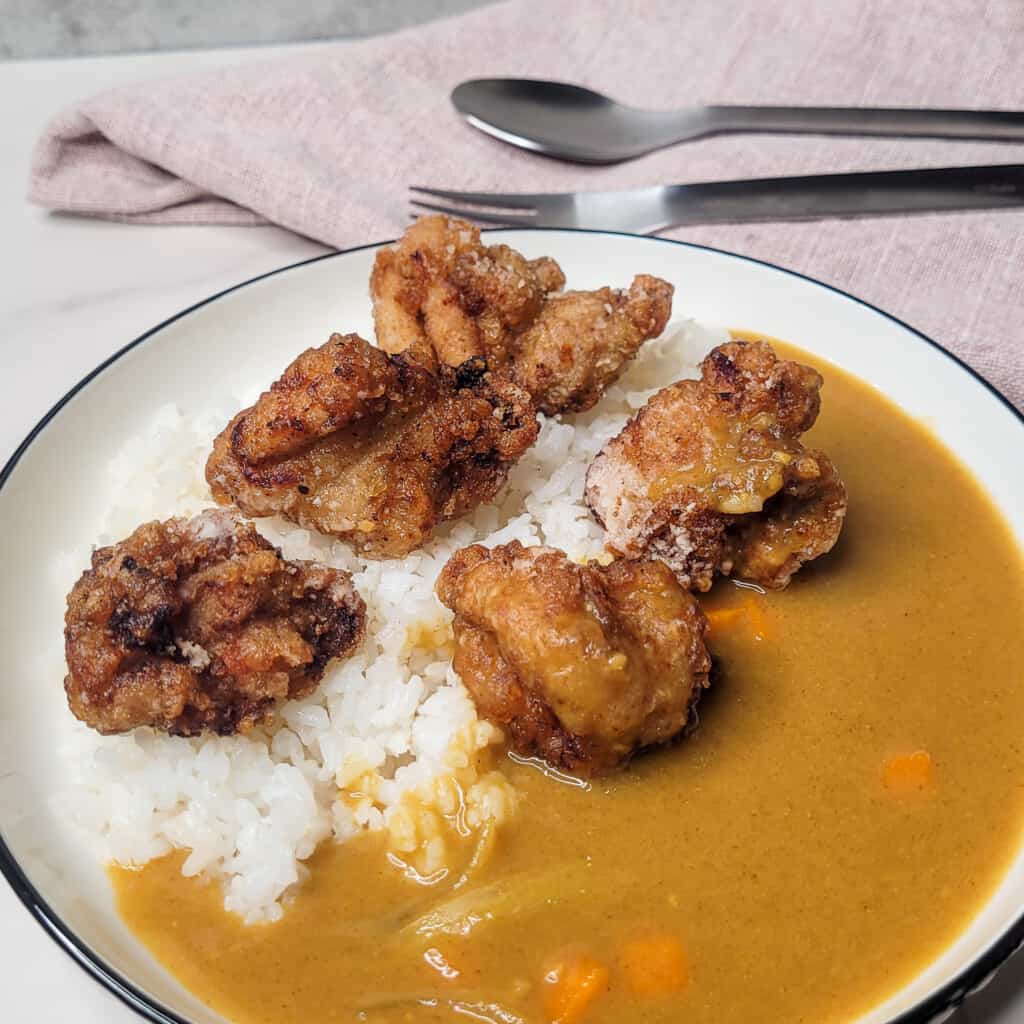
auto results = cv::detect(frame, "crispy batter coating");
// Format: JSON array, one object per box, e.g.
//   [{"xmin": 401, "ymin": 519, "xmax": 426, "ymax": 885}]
[
  {"xmin": 64, "ymin": 509, "xmax": 365, "ymax": 736},
  {"xmin": 370, "ymin": 216, "xmax": 674, "ymax": 414},
  {"xmin": 206, "ymin": 333, "xmax": 538, "ymax": 558},
  {"xmin": 512, "ymin": 274, "xmax": 673, "ymax": 415},
  {"xmin": 585, "ymin": 340, "xmax": 847, "ymax": 591},
  {"xmin": 436, "ymin": 542, "xmax": 711, "ymax": 777},
  {"xmin": 371, "ymin": 215, "xmax": 565, "ymax": 369}
]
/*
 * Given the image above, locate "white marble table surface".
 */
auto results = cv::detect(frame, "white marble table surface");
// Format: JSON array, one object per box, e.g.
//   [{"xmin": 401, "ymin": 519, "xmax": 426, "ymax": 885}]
[{"xmin": 1, "ymin": 43, "xmax": 1022, "ymax": 1024}]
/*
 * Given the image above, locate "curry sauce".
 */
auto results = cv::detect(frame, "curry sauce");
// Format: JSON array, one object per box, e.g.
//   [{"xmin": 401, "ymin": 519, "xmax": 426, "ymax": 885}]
[{"xmin": 113, "ymin": 340, "xmax": 1024, "ymax": 1024}]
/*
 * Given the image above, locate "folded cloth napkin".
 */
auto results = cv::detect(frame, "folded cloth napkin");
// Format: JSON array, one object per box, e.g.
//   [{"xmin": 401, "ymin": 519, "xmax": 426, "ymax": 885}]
[{"xmin": 29, "ymin": 0, "xmax": 1024, "ymax": 408}]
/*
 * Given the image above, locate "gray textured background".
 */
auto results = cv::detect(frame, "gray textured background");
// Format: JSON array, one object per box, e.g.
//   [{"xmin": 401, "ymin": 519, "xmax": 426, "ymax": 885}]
[{"xmin": 0, "ymin": 0, "xmax": 495, "ymax": 59}]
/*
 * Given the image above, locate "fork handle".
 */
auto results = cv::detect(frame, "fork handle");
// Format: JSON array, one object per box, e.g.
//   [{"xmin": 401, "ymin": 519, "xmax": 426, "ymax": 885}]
[
  {"xmin": 658, "ymin": 164, "xmax": 1024, "ymax": 229},
  {"xmin": 704, "ymin": 105, "xmax": 1024, "ymax": 142}
]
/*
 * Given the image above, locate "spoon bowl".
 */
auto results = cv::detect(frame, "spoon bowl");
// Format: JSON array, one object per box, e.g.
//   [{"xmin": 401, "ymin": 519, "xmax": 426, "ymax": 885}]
[
  {"xmin": 451, "ymin": 78, "xmax": 1024, "ymax": 165},
  {"xmin": 450, "ymin": 79, "xmax": 709, "ymax": 163}
]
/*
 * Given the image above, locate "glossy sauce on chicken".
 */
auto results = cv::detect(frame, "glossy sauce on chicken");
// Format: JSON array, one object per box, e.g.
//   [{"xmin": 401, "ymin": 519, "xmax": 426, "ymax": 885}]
[
  {"xmin": 437, "ymin": 543, "xmax": 710, "ymax": 776},
  {"xmin": 586, "ymin": 339, "xmax": 846, "ymax": 591},
  {"xmin": 112, "ymin": 339, "xmax": 1024, "ymax": 1024}
]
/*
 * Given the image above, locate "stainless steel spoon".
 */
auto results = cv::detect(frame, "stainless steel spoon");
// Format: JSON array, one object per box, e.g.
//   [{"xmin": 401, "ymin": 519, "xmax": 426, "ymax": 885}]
[{"xmin": 451, "ymin": 79, "xmax": 1024, "ymax": 165}]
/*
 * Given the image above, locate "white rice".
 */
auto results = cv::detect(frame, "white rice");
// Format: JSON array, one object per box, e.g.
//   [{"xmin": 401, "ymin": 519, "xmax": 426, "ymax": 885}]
[{"xmin": 54, "ymin": 318, "xmax": 727, "ymax": 922}]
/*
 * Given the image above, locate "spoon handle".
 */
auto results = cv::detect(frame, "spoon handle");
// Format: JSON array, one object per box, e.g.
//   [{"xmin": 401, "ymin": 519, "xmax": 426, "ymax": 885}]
[{"xmin": 704, "ymin": 106, "xmax": 1024, "ymax": 142}]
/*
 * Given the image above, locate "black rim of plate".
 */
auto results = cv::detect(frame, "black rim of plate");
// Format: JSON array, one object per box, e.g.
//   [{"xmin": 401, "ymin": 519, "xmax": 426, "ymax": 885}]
[{"xmin": 1, "ymin": 229, "xmax": 1022, "ymax": 1024}]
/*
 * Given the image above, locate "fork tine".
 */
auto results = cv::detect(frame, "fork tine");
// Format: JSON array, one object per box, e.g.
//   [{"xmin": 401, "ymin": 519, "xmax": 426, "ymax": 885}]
[
  {"xmin": 410, "ymin": 186, "xmax": 543, "ymax": 210},
  {"xmin": 409, "ymin": 198, "xmax": 537, "ymax": 226}
]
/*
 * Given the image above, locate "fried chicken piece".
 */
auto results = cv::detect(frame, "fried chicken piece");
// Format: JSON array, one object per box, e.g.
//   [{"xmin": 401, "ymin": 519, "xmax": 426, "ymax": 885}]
[
  {"xmin": 64, "ymin": 509, "xmax": 366, "ymax": 736},
  {"xmin": 371, "ymin": 215, "xmax": 565, "ymax": 369},
  {"xmin": 585, "ymin": 340, "xmax": 847, "ymax": 591},
  {"xmin": 512, "ymin": 274, "xmax": 673, "ymax": 415},
  {"xmin": 371, "ymin": 216, "xmax": 674, "ymax": 414},
  {"xmin": 206, "ymin": 333, "xmax": 538, "ymax": 558},
  {"xmin": 436, "ymin": 542, "xmax": 711, "ymax": 778}
]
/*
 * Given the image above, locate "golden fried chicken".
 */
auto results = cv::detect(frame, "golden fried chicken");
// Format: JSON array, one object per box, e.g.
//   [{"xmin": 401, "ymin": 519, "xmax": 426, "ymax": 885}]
[
  {"xmin": 64, "ymin": 509, "xmax": 365, "ymax": 736},
  {"xmin": 436, "ymin": 542, "xmax": 710, "ymax": 777},
  {"xmin": 206, "ymin": 333, "xmax": 538, "ymax": 558},
  {"xmin": 371, "ymin": 215, "xmax": 565, "ymax": 369},
  {"xmin": 513, "ymin": 274, "xmax": 674, "ymax": 415},
  {"xmin": 371, "ymin": 216, "xmax": 674, "ymax": 414},
  {"xmin": 585, "ymin": 340, "xmax": 847, "ymax": 591}
]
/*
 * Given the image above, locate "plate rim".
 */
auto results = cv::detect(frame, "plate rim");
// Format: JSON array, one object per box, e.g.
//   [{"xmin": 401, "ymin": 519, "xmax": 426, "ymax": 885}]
[{"xmin": 2, "ymin": 228, "xmax": 1021, "ymax": 1024}]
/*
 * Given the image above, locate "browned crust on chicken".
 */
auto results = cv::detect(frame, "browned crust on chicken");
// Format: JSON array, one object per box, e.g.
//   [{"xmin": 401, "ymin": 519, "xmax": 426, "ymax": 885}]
[
  {"xmin": 231, "ymin": 337, "xmax": 398, "ymax": 463},
  {"xmin": 370, "ymin": 216, "xmax": 674, "ymax": 415},
  {"xmin": 371, "ymin": 215, "xmax": 565, "ymax": 370},
  {"xmin": 436, "ymin": 542, "xmax": 711, "ymax": 777},
  {"xmin": 725, "ymin": 451, "xmax": 846, "ymax": 587},
  {"xmin": 64, "ymin": 509, "xmax": 366, "ymax": 736},
  {"xmin": 512, "ymin": 274, "xmax": 674, "ymax": 415},
  {"xmin": 585, "ymin": 339, "xmax": 847, "ymax": 591},
  {"xmin": 206, "ymin": 333, "xmax": 539, "ymax": 558}
]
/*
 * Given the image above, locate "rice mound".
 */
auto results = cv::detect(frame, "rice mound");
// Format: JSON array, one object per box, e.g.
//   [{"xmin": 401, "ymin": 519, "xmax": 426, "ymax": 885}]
[{"xmin": 55, "ymin": 319, "xmax": 726, "ymax": 922}]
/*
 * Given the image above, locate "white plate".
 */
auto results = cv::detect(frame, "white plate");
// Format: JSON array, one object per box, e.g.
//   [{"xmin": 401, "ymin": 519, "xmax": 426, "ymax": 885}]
[{"xmin": 0, "ymin": 230, "xmax": 1021, "ymax": 1024}]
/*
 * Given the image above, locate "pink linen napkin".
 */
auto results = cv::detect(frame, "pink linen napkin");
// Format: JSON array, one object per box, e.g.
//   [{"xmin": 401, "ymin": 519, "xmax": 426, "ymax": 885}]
[{"xmin": 29, "ymin": 0, "xmax": 1024, "ymax": 408}]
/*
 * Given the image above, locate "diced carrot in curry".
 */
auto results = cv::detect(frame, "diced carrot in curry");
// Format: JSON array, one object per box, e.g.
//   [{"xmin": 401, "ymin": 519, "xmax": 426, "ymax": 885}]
[
  {"xmin": 703, "ymin": 595, "xmax": 769, "ymax": 641},
  {"xmin": 883, "ymin": 750, "xmax": 934, "ymax": 793},
  {"xmin": 703, "ymin": 606, "xmax": 744, "ymax": 632},
  {"xmin": 620, "ymin": 932, "xmax": 689, "ymax": 997},
  {"xmin": 543, "ymin": 954, "xmax": 611, "ymax": 1024},
  {"xmin": 742, "ymin": 596, "xmax": 769, "ymax": 641}
]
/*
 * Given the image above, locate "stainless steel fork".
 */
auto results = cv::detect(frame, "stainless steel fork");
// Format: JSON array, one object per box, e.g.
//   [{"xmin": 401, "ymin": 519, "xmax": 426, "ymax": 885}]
[{"xmin": 411, "ymin": 164, "xmax": 1024, "ymax": 234}]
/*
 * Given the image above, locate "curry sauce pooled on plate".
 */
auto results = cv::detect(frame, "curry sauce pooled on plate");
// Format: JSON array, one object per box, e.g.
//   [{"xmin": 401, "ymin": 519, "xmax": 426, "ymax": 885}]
[{"xmin": 57, "ymin": 220, "xmax": 1024, "ymax": 1024}]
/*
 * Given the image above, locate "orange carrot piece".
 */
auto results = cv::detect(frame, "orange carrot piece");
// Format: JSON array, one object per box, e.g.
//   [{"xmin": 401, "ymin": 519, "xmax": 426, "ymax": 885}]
[
  {"xmin": 702, "ymin": 596, "xmax": 769, "ymax": 640},
  {"xmin": 543, "ymin": 955, "xmax": 610, "ymax": 1024},
  {"xmin": 741, "ymin": 596, "xmax": 769, "ymax": 641},
  {"xmin": 703, "ymin": 606, "xmax": 744, "ymax": 633},
  {"xmin": 620, "ymin": 932, "xmax": 689, "ymax": 997},
  {"xmin": 883, "ymin": 750, "xmax": 934, "ymax": 793}
]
